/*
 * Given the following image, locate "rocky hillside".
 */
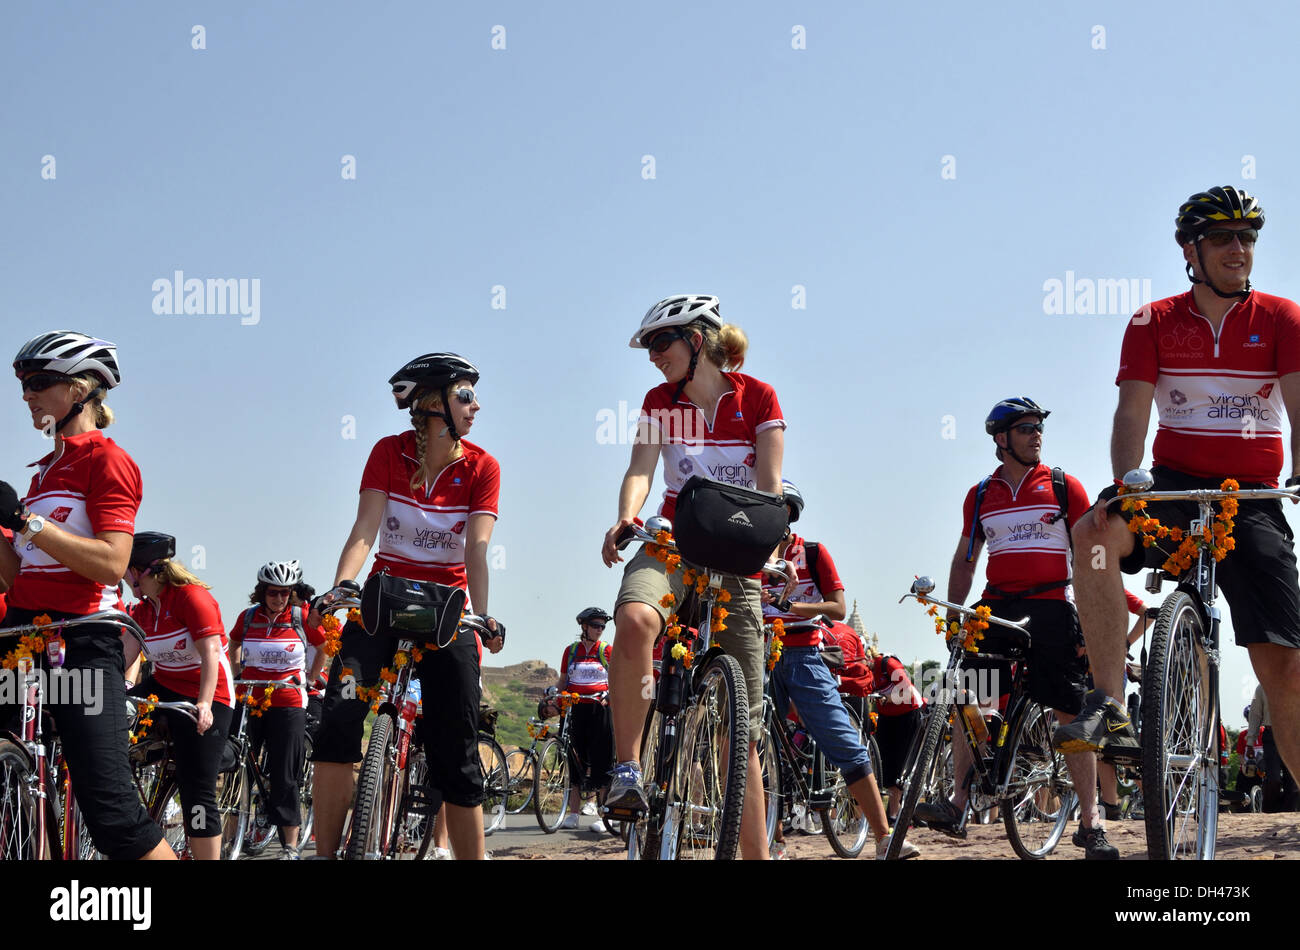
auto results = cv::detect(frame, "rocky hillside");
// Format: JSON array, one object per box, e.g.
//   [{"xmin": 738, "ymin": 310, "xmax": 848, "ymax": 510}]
[{"xmin": 482, "ymin": 660, "xmax": 560, "ymax": 750}]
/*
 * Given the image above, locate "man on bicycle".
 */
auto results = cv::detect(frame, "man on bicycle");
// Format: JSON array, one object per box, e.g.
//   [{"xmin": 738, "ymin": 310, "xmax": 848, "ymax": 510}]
[
  {"xmin": 920, "ymin": 397, "xmax": 1115, "ymax": 858},
  {"xmin": 1059, "ymin": 188, "xmax": 1300, "ymax": 806},
  {"xmin": 556, "ymin": 607, "xmax": 616, "ymax": 833},
  {"xmin": 762, "ymin": 481, "xmax": 919, "ymax": 858}
]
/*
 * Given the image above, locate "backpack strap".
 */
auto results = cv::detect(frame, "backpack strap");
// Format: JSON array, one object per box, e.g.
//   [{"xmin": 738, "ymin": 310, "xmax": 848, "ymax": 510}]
[
  {"xmin": 1045, "ymin": 466, "xmax": 1070, "ymax": 528},
  {"xmin": 805, "ymin": 542, "xmax": 822, "ymax": 588},
  {"xmin": 289, "ymin": 604, "xmax": 308, "ymax": 648},
  {"xmin": 965, "ymin": 477, "xmax": 992, "ymax": 562},
  {"xmin": 238, "ymin": 604, "xmax": 307, "ymax": 647}
]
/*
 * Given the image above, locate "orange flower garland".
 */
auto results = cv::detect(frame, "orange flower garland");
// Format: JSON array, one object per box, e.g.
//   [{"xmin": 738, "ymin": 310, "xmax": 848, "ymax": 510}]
[
  {"xmin": 130, "ymin": 694, "xmax": 160, "ymax": 744},
  {"xmin": 767, "ymin": 618, "xmax": 786, "ymax": 670},
  {"xmin": 320, "ymin": 613, "xmax": 343, "ymax": 657},
  {"xmin": 917, "ymin": 595, "xmax": 989, "ymax": 653},
  {"xmin": 1121, "ymin": 478, "xmax": 1238, "ymax": 575}
]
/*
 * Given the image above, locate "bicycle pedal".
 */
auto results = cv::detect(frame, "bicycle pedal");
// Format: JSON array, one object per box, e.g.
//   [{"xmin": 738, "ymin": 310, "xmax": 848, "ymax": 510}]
[
  {"xmin": 602, "ymin": 802, "xmax": 645, "ymax": 822},
  {"xmin": 404, "ymin": 784, "xmax": 436, "ymax": 815}
]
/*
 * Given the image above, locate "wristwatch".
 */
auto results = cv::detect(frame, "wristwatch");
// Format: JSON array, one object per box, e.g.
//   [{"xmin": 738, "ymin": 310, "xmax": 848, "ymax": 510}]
[{"xmin": 21, "ymin": 515, "xmax": 46, "ymax": 544}]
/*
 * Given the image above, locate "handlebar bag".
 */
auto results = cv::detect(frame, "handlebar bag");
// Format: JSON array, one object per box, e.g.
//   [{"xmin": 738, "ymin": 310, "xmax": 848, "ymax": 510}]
[
  {"xmin": 360, "ymin": 570, "xmax": 466, "ymax": 647},
  {"xmin": 671, "ymin": 476, "xmax": 789, "ymax": 576}
]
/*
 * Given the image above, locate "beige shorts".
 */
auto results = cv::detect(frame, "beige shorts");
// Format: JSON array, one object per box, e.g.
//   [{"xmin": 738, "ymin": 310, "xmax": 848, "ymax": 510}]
[{"xmin": 615, "ymin": 544, "xmax": 766, "ymax": 741}]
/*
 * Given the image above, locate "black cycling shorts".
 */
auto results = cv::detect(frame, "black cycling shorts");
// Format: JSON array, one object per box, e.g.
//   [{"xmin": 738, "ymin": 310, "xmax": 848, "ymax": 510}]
[
  {"xmin": 566, "ymin": 700, "xmax": 614, "ymax": 792},
  {"xmin": 1116, "ymin": 466, "xmax": 1300, "ymax": 649},
  {"xmin": 963, "ymin": 598, "xmax": 1088, "ymax": 716},
  {"xmin": 874, "ymin": 707, "xmax": 921, "ymax": 790}
]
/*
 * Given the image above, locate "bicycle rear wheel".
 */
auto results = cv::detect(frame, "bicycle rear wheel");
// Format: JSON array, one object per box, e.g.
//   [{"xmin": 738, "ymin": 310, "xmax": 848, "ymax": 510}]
[
  {"xmin": 478, "ymin": 734, "xmax": 509, "ymax": 835},
  {"xmin": 344, "ymin": 712, "xmax": 400, "ymax": 860},
  {"xmin": 504, "ymin": 748, "xmax": 535, "ymax": 814},
  {"xmin": 671, "ymin": 653, "xmax": 749, "ymax": 860},
  {"xmin": 758, "ymin": 707, "xmax": 782, "ymax": 848},
  {"xmin": 1142, "ymin": 591, "xmax": 1217, "ymax": 859},
  {"xmin": 886, "ymin": 698, "xmax": 950, "ymax": 859},
  {"xmin": 533, "ymin": 738, "xmax": 570, "ymax": 833},
  {"xmin": 819, "ymin": 707, "xmax": 869, "ymax": 859},
  {"xmin": 1002, "ymin": 701, "xmax": 1075, "ymax": 859},
  {"xmin": 0, "ymin": 740, "xmax": 43, "ymax": 860},
  {"xmin": 216, "ymin": 758, "xmax": 248, "ymax": 860},
  {"xmin": 148, "ymin": 776, "xmax": 190, "ymax": 858},
  {"xmin": 298, "ymin": 736, "xmax": 315, "ymax": 848},
  {"xmin": 627, "ymin": 707, "xmax": 662, "ymax": 860}
]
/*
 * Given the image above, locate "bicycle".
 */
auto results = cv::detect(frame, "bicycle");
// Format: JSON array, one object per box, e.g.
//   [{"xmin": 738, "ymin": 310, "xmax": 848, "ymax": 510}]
[
  {"xmin": 126, "ymin": 695, "xmax": 202, "ymax": 857},
  {"xmin": 532, "ymin": 689, "xmax": 621, "ymax": 836},
  {"xmin": 606, "ymin": 517, "xmax": 798, "ymax": 861},
  {"xmin": 502, "ymin": 718, "xmax": 551, "ymax": 816},
  {"xmin": 1105, "ymin": 468, "xmax": 1299, "ymax": 859},
  {"xmin": 886, "ymin": 578, "xmax": 1077, "ymax": 860}
]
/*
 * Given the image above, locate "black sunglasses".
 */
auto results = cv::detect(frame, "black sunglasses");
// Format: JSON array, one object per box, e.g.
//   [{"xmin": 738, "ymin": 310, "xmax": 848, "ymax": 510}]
[
  {"xmin": 1200, "ymin": 229, "xmax": 1258, "ymax": 247},
  {"xmin": 20, "ymin": 372, "xmax": 73, "ymax": 394},
  {"xmin": 450, "ymin": 387, "xmax": 476, "ymax": 405},
  {"xmin": 1010, "ymin": 422, "xmax": 1044, "ymax": 435},
  {"xmin": 643, "ymin": 330, "xmax": 687, "ymax": 354},
  {"xmin": 586, "ymin": 621, "xmax": 607, "ymax": 630}
]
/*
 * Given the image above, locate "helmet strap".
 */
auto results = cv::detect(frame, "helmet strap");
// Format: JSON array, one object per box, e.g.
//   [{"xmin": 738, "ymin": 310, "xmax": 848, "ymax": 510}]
[
  {"xmin": 54, "ymin": 384, "xmax": 104, "ymax": 434},
  {"xmin": 1190, "ymin": 243, "xmax": 1251, "ymax": 300},
  {"xmin": 997, "ymin": 429, "xmax": 1037, "ymax": 468},
  {"xmin": 670, "ymin": 332, "xmax": 703, "ymax": 404}
]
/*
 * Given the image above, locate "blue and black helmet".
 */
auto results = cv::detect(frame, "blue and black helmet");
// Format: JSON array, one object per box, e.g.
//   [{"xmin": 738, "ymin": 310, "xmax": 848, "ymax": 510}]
[{"xmin": 985, "ymin": 397, "xmax": 1049, "ymax": 436}]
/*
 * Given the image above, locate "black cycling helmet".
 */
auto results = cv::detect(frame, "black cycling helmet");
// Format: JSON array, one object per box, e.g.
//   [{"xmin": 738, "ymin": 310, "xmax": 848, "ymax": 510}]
[
  {"xmin": 576, "ymin": 607, "xmax": 612, "ymax": 625},
  {"xmin": 1175, "ymin": 187, "xmax": 1264, "ymax": 300},
  {"xmin": 781, "ymin": 479, "xmax": 805, "ymax": 523},
  {"xmin": 130, "ymin": 531, "xmax": 176, "ymax": 574},
  {"xmin": 389, "ymin": 352, "xmax": 480, "ymax": 444},
  {"xmin": 985, "ymin": 397, "xmax": 1049, "ymax": 435}
]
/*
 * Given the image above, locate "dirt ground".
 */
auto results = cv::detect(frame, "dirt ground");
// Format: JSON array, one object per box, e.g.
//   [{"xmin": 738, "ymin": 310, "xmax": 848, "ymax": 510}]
[{"xmin": 485, "ymin": 812, "xmax": 1300, "ymax": 860}]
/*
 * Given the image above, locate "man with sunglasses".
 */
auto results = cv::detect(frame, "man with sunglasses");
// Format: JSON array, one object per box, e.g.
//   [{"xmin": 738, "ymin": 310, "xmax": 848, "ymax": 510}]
[
  {"xmin": 920, "ymin": 398, "xmax": 1116, "ymax": 857},
  {"xmin": 555, "ymin": 607, "xmax": 616, "ymax": 831},
  {"xmin": 1059, "ymin": 188, "xmax": 1300, "ymax": 826}
]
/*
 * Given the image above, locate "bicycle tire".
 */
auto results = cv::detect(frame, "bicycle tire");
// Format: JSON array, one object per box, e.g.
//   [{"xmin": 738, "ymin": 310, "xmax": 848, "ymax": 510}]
[
  {"xmin": 0, "ymin": 740, "xmax": 44, "ymax": 860},
  {"xmin": 345, "ymin": 712, "xmax": 398, "ymax": 860},
  {"xmin": 886, "ymin": 697, "xmax": 950, "ymax": 859},
  {"xmin": 148, "ymin": 776, "xmax": 190, "ymax": 858},
  {"xmin": 533, "ymin": 737, "xmax": 570, "ymax": 833},
  {"xmin": 504, "ymin": 748, "xmax": 535, "ymax": 814},
  {"xmin": 1002, "ymin": 701, "xmax": 1074, "ymax": 859},
  {"xmin": 671, "ymin": 652, "xmax": 749, "ymax": 860},
  {"xmin": 627, "ymin": 707, "xmax": 662, "ymax": 860},
  {"xmin": 758, "ymin": 706, "xmax": 782, "ymax": 848},
  {"xmin": 819, "ymin": 707, "xmax": 869, "ymax": 859},
  {"xmin": 298, "ymin": 735, "xmax": 315, "ymax": 848},
  {"xmin": 1141, "ymin": 590, "xmax": 1217, "ymax": 860},
  {"xmin": 479, "ymin": 734, "xmax": 509, "ymax": 835},
  {"xmin": 216, "ymin": 758, "xmax": 248, "ymax": 860}
]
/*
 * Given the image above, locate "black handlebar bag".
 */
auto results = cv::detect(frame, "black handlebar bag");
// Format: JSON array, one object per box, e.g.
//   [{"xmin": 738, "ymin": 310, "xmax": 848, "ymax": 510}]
[
  {"xmin": 671, "ymin": 476, "xmax": 789, "ymax": 576},
  {"xmin": 360, "ymin": 570, "xmax": 466, "ymax": 648}
]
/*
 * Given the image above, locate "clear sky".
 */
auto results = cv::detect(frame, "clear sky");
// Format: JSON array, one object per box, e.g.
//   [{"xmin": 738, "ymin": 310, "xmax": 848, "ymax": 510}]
[{"xmin": 4, "ymin": 1, "xmax": 1297, "ymax": 728}]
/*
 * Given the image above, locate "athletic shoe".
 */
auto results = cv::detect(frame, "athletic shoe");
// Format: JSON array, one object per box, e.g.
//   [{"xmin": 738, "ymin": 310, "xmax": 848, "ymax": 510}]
[
  {"xmin": 604, "ymin": 762, "xmax": 648, "ymax": 812},
  {"xmin": 1052, "ymin": 690, "xmax": 1140, "ymax": 756},
  {"xmin": 432, "ymin": 846, "xmax": 452, "ymax": 860},
  {"xmin": 589, "ymin": 819, "xmax": 608, "ymax": 834},
  {"xmin": 771, "ymin": 841, "xmax": 789, "ymax": 860},
  {"xmin": 1100, "ymin": 800, "xmax": 1123, "ymax": 822},
  {"xmin": 913, "ymin": 798, "xmax": 962, "ymax": 831},
  {"xmin": 278, "ymin": 850, "xmax": 300, "ymax": 860},
  {"xmin": 876, "ymin": 833, "xmax": 921, "ymax": 860},
  {"xmin": 560, "ymin": 813, "xmax": 580, "ymax": 830},
  {"xmin": 1073, "ymin": 823, "xmax": 1119, "ymax": 860},
  {"xmin": 581, "ymin": 801, "xmax": 598, "ymax": 816}
]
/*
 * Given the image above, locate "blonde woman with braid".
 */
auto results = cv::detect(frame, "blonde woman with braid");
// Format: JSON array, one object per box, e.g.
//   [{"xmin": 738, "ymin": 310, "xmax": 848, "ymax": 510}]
[{"xmin": 311, "ymin": 353, "xmax": 504, "ymax": 861}]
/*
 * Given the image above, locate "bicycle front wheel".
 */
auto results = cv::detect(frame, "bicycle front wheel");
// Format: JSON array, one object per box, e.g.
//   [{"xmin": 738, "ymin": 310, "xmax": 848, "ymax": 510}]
[
  {"xmin": 504, "ymin": 748, "xmax": 535, "ymax": 814},
  {"xmin": 886, "ymin": 698, "xmax": 950, "ymax": 860},
  {"xmin": 758, "ymin": 707, "xmax": 782, "ymax": 848},
  {"xmin": 820, "ymin": 707, "xmax": 869, "ymax": 859},
  {"xmin": 0, "ymin": 740, "xmax": 43, "ymax": 860},
  {"xmin": 478, "ymin": 734, "xmax": 509, "ymax": 835},
  {"xmin": 1142, "ymin": 590, "xmax": 1217, "ymax": 860},
  {"xmin": 216, "ymin": 759, "xmax": 247, "ymax": 860},
  {"xmin": 344, "ymin": 712, "xmax": 400, "ymax": 860},
  {"xmin": 1002, "ymin": 701, "xmax": 1075, "ymax": 859},
  {"xmin": 627, "ymin": 707, "xmax": 662, "ymax": 861},
  {"xmin": 533, "ymin": 738, "xmax": 570, "ymax": 833},
  {"xmin": 671, "ymin": 652, "xmax": 749, "ymax": 860},
  {"xmin": 299, "ymin": 735, "xmax": 315, "ymax": 848}
]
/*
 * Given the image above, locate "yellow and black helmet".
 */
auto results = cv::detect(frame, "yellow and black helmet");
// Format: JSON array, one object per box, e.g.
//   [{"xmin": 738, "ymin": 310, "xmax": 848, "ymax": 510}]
[{"xmin": 1175, "ymin": 187, "xmax": 1264, "ymax": 246}]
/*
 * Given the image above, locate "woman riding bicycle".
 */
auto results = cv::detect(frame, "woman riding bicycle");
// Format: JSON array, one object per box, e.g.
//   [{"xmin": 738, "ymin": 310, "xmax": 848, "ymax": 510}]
[
  {"xmin": 228, "ymin": 559, "xmax": 326, "ymax": 858},
  {"xmin": 122, "ymin": 531, "xmax": 235, "ymax": 860},
  {"xmin": 0, "ymin": 330, "xmax": 175, "ymax": 860},
  {"xmin": 311, "ymin": 352, "xmax": 504, "ymax": 861},
  {"xmin": 601, "ymin": 294, "xmax": 784, "ymax": 860},
  {"xmin": 557, "ymin": 606, "xmax": 615, "ymax": 833}
]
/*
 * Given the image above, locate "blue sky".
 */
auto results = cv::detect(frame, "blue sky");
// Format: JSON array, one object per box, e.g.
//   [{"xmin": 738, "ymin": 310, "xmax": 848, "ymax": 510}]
[{"xmin": 4, "ymin": 1, "xmax": 1296, "ymax": 726}]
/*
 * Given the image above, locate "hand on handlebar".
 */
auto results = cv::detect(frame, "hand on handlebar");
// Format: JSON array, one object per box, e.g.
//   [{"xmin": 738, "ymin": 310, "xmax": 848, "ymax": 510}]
[
  {"xmin": 0, "ymin": 481, "xmax": 25, "ymax": 532},
  {"xmin": 602, "ymin": 518, "xmax": 639, "ymax": 567}
]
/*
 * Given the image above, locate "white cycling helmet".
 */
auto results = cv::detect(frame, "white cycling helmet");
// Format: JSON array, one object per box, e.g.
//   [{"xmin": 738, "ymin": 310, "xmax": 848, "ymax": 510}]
[
  {"xmin": 629, "ymin": 295, "xmax": 722, "ymax": 349},
  {"xmin": 257, "ymin": 559, "xmax": 303, "ymax": 587},
  {"xmin": 14, "ymin": 330, "xmax": 121, "ymax": 388}
]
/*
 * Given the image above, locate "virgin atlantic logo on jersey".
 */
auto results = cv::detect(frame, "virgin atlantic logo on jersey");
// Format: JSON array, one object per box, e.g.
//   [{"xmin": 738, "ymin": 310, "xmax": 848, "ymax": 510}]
[
  {"xmin": 743, "ymin": 452, "xmax": 756, "ymax": 467},
  {"xmin": 173, "ymin": 637, "xmax": 187, "ymax": 650},
  {"xmin": 1257, "ymin": 383, "xmax": 1275, "ymax": 399},
  {"xmin": 451, "ymin": 521, "xmax": 466, "ymax": 535},
  {"xmin": 706, "ymin": 463, "xmax": 755, "ymax": 488},
  {"xmin": 414, "ymin": 528, "xmax": 457, "ymax": 550},
  {"xmin": 1209, "ymin": 392, "xmax": 1270, "ymax": 421},
  {"xmin": 48, "ymin": 507, "xmax": 72, "ymax": 523}
]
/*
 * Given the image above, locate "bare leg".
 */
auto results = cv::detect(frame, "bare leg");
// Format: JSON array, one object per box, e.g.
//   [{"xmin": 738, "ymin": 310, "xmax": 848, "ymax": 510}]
[
  {"xmin": 445, "ymin": 802, "xmax": 485, "ymax": 859},
  {"xmin": 738, "ymin": 741, "xmax": 769, "ymax": 860},
  {"xmin": 849, "ymin": 772, "xmax": 891, "ymax": 840},
  {"xmin": 610, "ymin": 602, "xmax": 659, "ymax": 765},
  {"xmin": 1248, "ymin": 644, "xmax": 1300, "ymax": 783},
  {"xmin": 1071, "ymin": 508, "xmax": 1136, "ymax": 700},
  {"xmin": 312, "ymin": 761, "xmax": 355, "ymax": 860},
  {"xmin": 189, "ymin": 836, "xmax": 219, "ymax": 860},
  {"xmin": 1057, "ymin": 709, "xmax": 1099, "ymax": 827}
]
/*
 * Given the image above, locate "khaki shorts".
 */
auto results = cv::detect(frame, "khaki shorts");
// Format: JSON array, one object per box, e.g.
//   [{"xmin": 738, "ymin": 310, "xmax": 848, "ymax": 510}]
[{"xmin": 615, "ymin": 544, "xmax": 766, "ymax": 741}]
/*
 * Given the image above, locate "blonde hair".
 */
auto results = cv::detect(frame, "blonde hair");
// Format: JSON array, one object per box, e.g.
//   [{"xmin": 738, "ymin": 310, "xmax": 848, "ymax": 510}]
[
  {"xmin": 69, "ymin": 373, "xmax": 114, "ymax": 428},
  {"xmin": 408, "ymin": 389, "xmax": 463, "ymax": 492},
  {"xmin": 695, "ymin": 322, "xmax": 748, "ymax": 371},
  {"xmin": 156, "ymin": 560, "xmax": 211, "ymax": 589}
]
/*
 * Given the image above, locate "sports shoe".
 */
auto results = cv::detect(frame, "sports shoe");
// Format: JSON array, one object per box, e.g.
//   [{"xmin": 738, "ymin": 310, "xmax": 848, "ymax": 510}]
[
  {"xmin": 604, "ymin": 762, "xmax": 648, "ymax": 812},
  {"xmin": 1072, "ymin": 822, "xmax": 1119, "ymax": 860},
  {"xmin": 560, "ymin": 813, "xmax": 580, "ymax": 830},
  {"xmin": 581, "ymin": 801, "xmax": 598, "ymax": 816},
  {"xmin": 913, "ymin": 798, "xmax": 963, "ymax": 832},
  {"xmin": 771, "ymin": 840, "xmax": 789, "ymax": 860},
  {"xmin": 589, "ymin": 819, "xmax": 608, "ymax": 834},
  {"xmin": 876, "ymin": 832, "xmax": 921, "ymax": 860},
  {"xmin": 278, "ymin": 850, "xmax": 300, "ymax": 860},
  {"xmin": 1052, "ymin": 690, "xmax": 1139, "ymax": 756},
  {"xmin": 432, "ymin": 846, "xmax": 452, "ymax": 860},
  {"xmin": 1100, "ymin": 800, "xmax": 1123, "ymax": 822}
]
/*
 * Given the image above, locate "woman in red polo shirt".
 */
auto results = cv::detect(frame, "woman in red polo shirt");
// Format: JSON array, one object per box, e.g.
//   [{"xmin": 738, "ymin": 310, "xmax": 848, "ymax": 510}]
[
  {"xmin": 229, "ymin": 559, "xmax": 326, "ymax": 857},
  {"xmin": 122, "ymin": 531, "xmax": 234, "ymax": 860},
  {"xmin": 312, "ymin": 353, "xmax": 504, "ymax": 862},
  {"xmin": 0, "ymin": 330, "xmax": 175, "ymax": 860}
]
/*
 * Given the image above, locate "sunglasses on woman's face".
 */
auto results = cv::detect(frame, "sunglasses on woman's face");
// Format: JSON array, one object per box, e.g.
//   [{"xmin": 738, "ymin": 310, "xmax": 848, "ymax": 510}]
[
  {"xmin": 266, "ymin": 588, "xmax": 292, "ymax": 599},
  {"xmin": 586, "ymin": 622, "xmax": 607, "ymax": 631},
  {"xmin": 450, "ymin": 387, "xmax": 476, "ymax": 405},
  {"xmin": 20, "ymin": 372, "xmax": 73, "ymax": 394},
  {"xmin": 643, "ymin": 330, "xmax": 686, "ymax": 354}
]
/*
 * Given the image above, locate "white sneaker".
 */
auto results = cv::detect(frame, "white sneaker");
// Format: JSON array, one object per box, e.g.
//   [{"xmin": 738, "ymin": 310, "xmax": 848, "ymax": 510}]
[
  {"xmin": 432, "ymin": 846, "xmax": 452, "ymax": 860},
  {"xmin": 581, "ymin": 801, "xmax": 598, "ymax": 816},
  {"xmin": 589, "ymin": 819, "xmax": 608, "ymax": 834},
  {"xmin": 560, "ymin": 814, "xmax": 580, "ymax": 830},
  {"xmin": 876, "ymin": 833, "xmax": 920, "ymax": 860}
]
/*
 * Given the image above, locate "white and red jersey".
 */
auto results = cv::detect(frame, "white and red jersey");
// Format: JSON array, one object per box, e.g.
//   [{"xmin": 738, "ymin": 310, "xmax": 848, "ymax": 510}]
[
  {"xmin": 870, "ymin": 654, "xmax": 924, "ymax": 715},
  {"xmin": 1117, "ymin": 290, "xmax": 1300, "ymax": 485},
  {"xmin": 9, "ymin": 429, "xmax": 141, "ymax": 614},
  {"xmin": 963, "ymin": 463, "xmax": 1091, "ymax": 602},
  {"xmin": 361, "ymin": 433, "xmax": 500, "ymax": 598},
  {"xmin": 560, "ymin": 639, "xmax": 612, "ymax": 696},
  {"xmin": 761, "ymin": 534, "xmax": 845, "ymax": 647},
  {"xmin": 129, "ymin": 584, "xmax": 234, "ymax": 707},
  {"xmin": 639, "ymin": 372, "xmax": 785, "ymax": 521},
  {"xmin": 229, "ymin": 605, "xmax": 326, "ymax": 709}
]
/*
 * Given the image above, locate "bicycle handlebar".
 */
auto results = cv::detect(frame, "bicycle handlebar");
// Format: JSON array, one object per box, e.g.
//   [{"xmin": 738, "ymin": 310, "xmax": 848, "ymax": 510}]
[
  {"xmin": 0, "ymin": 609, "xmax": 147, "ymax": 649},
  {"xmin": 127, "ymin": 697, "xmax": 199, "ymax": 723},
  {"xmin": 898, "ymin": 577, "xmax": 1030, "ymax": 638},
  {"xmin": 1105, "ymin": 468, "xmax": 1300, "ymax": 510}
]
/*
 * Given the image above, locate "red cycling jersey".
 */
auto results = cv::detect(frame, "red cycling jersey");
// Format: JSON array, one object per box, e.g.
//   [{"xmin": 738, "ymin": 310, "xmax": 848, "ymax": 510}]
[
  {"xmin": 962, "ymin": 463, "xmax": 1091, "ymax": 602},
  {"xmin": 229, "ymin": 605, "xmax": 326, "ymax": 709},
  {"xmin": 129, "ymin": 584, "xmax": 234, "ymax": 707},
  {"xmin": 1125, "ymin": 590, "xmax": 1145, "ymax": 616},
  {"xmin": 560, "ymin": 640, "xmax": 612, "ymax": 696},
  {"xmin": 870, "ymin": 654, "xmax": 923, "ymax": 715},
  {"xmin": 761, "ymin": 534, "xmax": 845, "ymax": 646},
  {"xmin": 360, "ymin": 433, "xmax": 500, "ymax": 601},
  {"xmin": 638, "ymin": 372, "xmax": 785, "ymax": 521},
  {"xmin": 9, "ymin": 429, "xmax": 140, "ymax": 614},
  {"xmin": 1117, "ymin": 290, "xmax": 1300, "ymax": 485}
]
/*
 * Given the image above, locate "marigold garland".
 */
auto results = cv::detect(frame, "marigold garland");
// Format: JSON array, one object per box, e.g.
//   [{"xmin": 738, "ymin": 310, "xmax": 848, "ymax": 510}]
[
  {"xmin": 527, "ymin": 720, "xmax": 550, "ymax": 739},
  {"xmin": 767, "ymin": 619, "xmax": 785, "ymax": 670},
  {"xmin": 320, "ymin": 613, "xmax": 343, "ymax": 657},
  {"xmin": 130, "ymin": 694, "xmax": 160, "ymax": 744},
  {"xmin": 918, "ymin": 598, "xmax": 989, "ymax": 654},
  {"xmin": 1121, "ymin": 478, "xmax": 1239, "ymax": 575},
  {"xmin": 241, "ymin": 685, "xmax": 277, "ymax": 718}
]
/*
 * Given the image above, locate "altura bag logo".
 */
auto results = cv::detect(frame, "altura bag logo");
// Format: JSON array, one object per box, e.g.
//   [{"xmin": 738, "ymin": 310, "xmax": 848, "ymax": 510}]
[{"xmin": 727, "ymin": 510, "xmax": 753, "ymax": 527}]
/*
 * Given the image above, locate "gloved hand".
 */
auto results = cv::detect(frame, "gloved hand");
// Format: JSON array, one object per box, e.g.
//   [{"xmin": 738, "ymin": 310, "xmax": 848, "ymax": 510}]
[{"xmin": 0, "ymin": 481, "xmax": 26, "ymax": 532}]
